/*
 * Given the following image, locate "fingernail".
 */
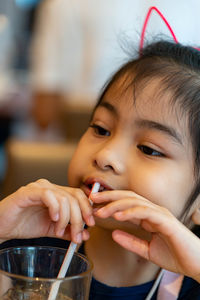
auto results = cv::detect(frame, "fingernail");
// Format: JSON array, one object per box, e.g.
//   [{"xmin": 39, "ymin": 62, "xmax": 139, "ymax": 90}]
[
  {"xmin": 76, "ymin": 233, "xmax": 82, "ymax": 244},
  {"xmin": 89, "ymin": 216, "xmax": 95, "ymax": 226},
  {"xmin": 94, "ymin": 207, "xmax": 105, "ymax": 215},
  {"xmin": 114, "ymin": 212, "xmax": 123, "ymax": 218},
  {"xmin": 53, "ymin": 213, "xmax": 59, "ymax": 221},
  {"xmin": 90, "ymin": 193, "xmax": 99, "ymax": 198},
  {"xmin": 57, "ymin": 229, "xmax": 65, "ymax": 237}
]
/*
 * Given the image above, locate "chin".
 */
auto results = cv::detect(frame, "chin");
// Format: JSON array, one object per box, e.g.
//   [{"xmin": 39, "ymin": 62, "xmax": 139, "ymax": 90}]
[{"xmin": 94, "ymin": 217, "xmax": 152, "ymax": 241}]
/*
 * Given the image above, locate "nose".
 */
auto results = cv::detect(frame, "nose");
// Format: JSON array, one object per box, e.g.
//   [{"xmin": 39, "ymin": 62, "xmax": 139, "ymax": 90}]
[{"xmin": 93, "ymin": 138, "xmax": 127, "ymax": 174}]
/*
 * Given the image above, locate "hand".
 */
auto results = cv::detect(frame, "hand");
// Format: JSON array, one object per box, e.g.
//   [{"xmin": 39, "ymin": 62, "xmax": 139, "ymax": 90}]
[
  {"xmin": 0, "ymin": 179, "xmax": 94, "ymax": 244},
  {"xmin": 91, "ymin": 190, "xmax": 200, "ymax": 282}
]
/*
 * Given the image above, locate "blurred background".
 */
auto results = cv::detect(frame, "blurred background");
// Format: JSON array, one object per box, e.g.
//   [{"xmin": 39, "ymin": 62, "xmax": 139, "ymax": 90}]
[{"xmin": 0, "ymin": 0, "xmax": 200, "ymax": 198}]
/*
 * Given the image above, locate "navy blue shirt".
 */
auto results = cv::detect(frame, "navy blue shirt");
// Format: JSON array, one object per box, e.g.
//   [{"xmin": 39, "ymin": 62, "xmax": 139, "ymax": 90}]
[
  {"xmin": 0, "ymin": 237, "xmax": 200, "ymax": 299},
  {"xmin": 89, "ymin": 277, "xmax": 157, "ymax": 300},
  {"xmin": 88, "ymin": 275, "xmax": 200, "ymax": 300}
]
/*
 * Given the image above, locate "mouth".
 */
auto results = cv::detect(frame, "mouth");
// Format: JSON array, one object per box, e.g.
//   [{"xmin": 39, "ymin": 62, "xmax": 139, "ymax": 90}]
[
  {"xmin": 83, "ymin": 179, "xmax": 112, "ymax": 197},
  {"xmin": 87, "ymin": 183, "xmax": 107, "ymax": 193}
]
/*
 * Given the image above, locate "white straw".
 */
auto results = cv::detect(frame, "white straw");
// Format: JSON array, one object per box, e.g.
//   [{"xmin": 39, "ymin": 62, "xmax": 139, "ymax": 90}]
[
  {"xmin": 144, "ymin": 269, "xmax": 164, "ymax": 300},
  {"xmin": 48, "ymin": 182, "xmax": 100, "ymax": 300}
]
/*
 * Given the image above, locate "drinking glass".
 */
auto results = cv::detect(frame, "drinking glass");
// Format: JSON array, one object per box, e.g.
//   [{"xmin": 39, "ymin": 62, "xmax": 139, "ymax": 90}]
[{"xmin": 0, "ymin": 246, "xmax": 93, "ymax": 300}]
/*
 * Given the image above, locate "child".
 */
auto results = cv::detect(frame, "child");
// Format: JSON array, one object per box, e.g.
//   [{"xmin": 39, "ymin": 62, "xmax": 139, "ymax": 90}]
[
  {"xmin": 1, "ymin": 39, "xmax": 200, "ymax": 299},
  {"xmin": 67, "ymin": 39, "xmax": 200, "ymax": 299}
]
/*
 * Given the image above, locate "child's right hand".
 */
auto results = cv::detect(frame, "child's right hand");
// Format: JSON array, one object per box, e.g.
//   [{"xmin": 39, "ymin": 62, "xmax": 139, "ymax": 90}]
[{"xmin": 0, "ymin": 179, "xmax": 94, "ymax": 243}]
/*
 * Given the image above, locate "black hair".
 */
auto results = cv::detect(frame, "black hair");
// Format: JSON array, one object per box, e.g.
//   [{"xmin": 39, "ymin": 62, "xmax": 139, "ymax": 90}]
[{"xmin": 94, "ymin": 40, "xmax": 200, "ymax": 220}]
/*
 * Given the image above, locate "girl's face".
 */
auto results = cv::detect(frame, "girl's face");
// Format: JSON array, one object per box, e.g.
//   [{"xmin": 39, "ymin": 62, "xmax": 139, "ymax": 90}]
[{"xmin": 68, "ymin": 77, "xmax": 195, "ymax": 232}]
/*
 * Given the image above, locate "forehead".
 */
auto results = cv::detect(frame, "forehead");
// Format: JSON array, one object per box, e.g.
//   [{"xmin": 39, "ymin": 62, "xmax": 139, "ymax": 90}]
[
  {"xmin": 102, "ymin": 75, "xmax": 177, "ymax": 118},
  {"xmin": 99, "ymin": 75, "xmax": 190, "ymax": 141}
]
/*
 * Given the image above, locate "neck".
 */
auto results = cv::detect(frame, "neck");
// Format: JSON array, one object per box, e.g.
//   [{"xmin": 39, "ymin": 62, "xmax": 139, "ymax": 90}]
[{"xmin": 84, "ymin": 226, "xmax": 160, "ymax": 287}]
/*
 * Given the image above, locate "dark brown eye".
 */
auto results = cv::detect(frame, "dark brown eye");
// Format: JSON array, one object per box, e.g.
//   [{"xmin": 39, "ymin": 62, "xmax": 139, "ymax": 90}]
[
  {"xmin": 137, "ymin": 145, "xmax": 164, "ymax": 157},
  {"xmin": 89, "ymin": 124, "xmax": 110, "ymax": 136}
]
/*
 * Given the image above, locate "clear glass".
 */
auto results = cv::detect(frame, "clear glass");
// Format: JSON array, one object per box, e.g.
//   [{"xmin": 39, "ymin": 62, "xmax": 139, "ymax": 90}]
[{"xmin": 0, "ymin": 246, "xmax": 93, "ymax": 300}]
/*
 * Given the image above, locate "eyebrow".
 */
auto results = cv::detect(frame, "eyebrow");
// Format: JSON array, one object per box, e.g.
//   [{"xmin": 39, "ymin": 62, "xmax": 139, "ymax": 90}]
[
  {"xmin": 135, "ymin": 119, "xmax": 183, "ymax": 145},
  {"xmin": 97, "ymin": 101, "xmax": 182, "ymax": 144},
  {"xmin": 98, "ymin": 101, "xmax": 118, "ymax": 117}
]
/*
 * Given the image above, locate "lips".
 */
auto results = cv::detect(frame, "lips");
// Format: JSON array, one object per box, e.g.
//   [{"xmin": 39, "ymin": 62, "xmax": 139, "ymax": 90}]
[{"xmin": 83, "ymin": 178, "xmax": 112, "ymax": 197}]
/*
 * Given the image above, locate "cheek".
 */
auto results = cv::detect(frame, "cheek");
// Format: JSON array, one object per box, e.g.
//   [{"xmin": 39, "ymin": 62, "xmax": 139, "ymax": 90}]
[
  {"xmin": 144, "ymin": 176, "xmax": 181, "ymax": 213},
  {"xmin": 67, "ymin": 136, "xmax": 91, "ymax": 187},
  {"xmin": 130, "ymin": 165, "xmax": 194, "ymax": 218},
  {"xmin": 67, "ymin": 152, "xmax": 79, "ymax": 187}
]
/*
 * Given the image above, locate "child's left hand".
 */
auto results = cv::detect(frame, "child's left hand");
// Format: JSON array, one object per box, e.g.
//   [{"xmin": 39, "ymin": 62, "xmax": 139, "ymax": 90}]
[{"xmin": 91, "ymin": 190, "xmax": 200, "ymax": 283}]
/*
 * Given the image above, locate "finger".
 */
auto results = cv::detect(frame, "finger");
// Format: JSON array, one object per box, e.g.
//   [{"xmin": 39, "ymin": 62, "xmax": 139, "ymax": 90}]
[
  {"xmin": 60, "ymin": 226, "xmax": 89, "ymax": 242},
  {"xmin": 15, "ymin": 180, "xmax": 63, "ymax": 207},
  {"xmin": 55, "ymin": 196, "xmax": 70, "ymax": 237},
  {"xmin": 113, "ymin": 212, "xmax": 141, "ymax": 226},
  {"xmin": 13, "ymin": 186, "xmax": 61, "ymax": 223},
  {"xmin": 82, "ymin": 229, "xmax": 90, "ymax": 241},
  {"xmin": 192, "ymin": 209, "xmax": 200, "ymax": 225},
  {"xmin": 42, "ymin": 190, "xmax": 60, "ymax": 221},
  {"xmin": 42, "ymin": 187, "xmax": 92, "ymax": 235},
  {"xmin": 112, "ymin": 230, "xmax": 149, "ymax": 260},
  {"xmin": 70, "ymin": 198, "xmax": 85, "ymax": 243},
  {"xmin": 114, "ymin": 206, "xmax": 175, "ymax": 235},
  {"xmin": 94, "ymin": 198, "xmax": 135, "ymax": 218},
  {"xmin": 90, "ymin": 190, "xmax": 140, "ymax": 203},
  {"xmin": 73, "ymin": 189, "xmax": 95, "ymax": 226},
  {"xmin": 47, "ymin": 229, "xmax": 72, "ymax": 241},
  {"xmin": 55, "ymin": 187, "xmax": 95, "ymax": 226},
  {"xmin": 33, "ymin": 179, "xmax": 56, "ymax": 189},
  {"xmin": 94, "ymin": 198, "xmax": 156, "ymax": 218}
]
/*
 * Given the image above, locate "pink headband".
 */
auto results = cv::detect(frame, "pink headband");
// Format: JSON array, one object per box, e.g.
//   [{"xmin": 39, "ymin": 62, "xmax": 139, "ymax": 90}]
[{"xmin": 139, "ymin": 6, "xmax": 200, "ymax": 54}]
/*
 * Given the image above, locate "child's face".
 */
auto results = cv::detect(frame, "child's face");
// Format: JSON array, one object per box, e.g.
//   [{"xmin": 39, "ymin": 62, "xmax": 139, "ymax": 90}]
[{"xmin": 68, "ymin": 76, "xmax": 195, "ymax": 232}]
